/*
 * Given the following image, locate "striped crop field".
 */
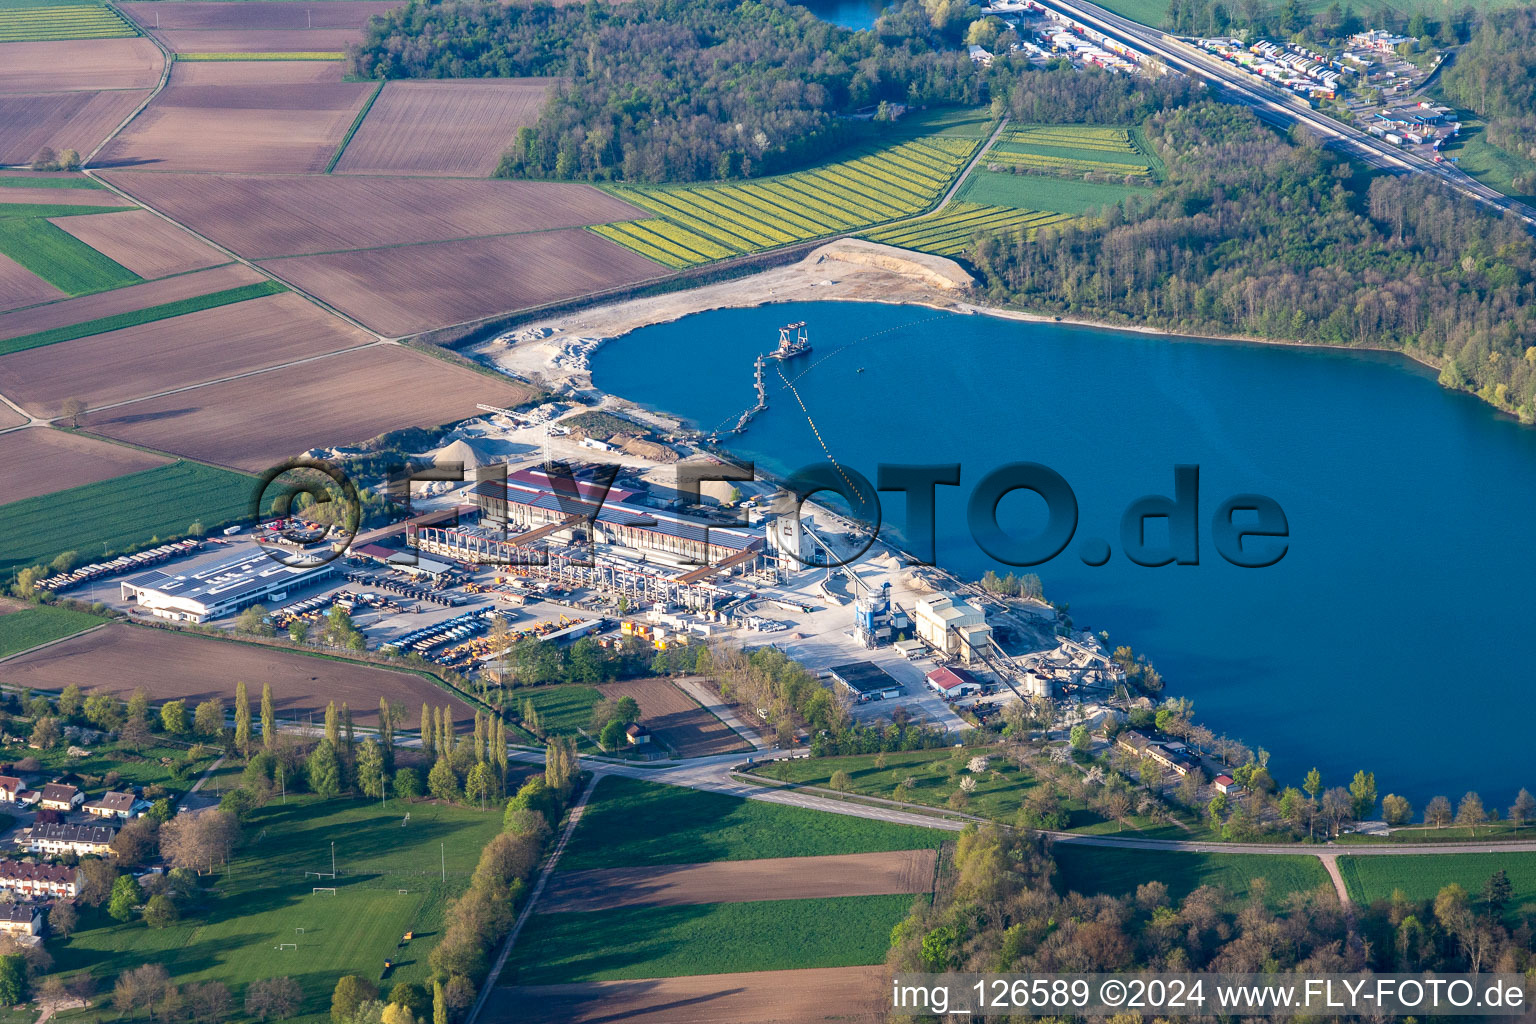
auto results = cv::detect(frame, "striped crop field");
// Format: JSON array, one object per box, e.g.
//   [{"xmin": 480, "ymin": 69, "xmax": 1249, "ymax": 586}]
[
  {"xmin": 175, "ymin": 51, "xmax": 345, "ymax": 61},
  {"xmin": 983, "ymin": 123, "xmax": 1162, "ymax": 180},
  {"xmin": 861, "ymin": 202, "xmax": 1075, "ymax": 256},
  {"xmin": 0, "ymin": 3, "xmax": 135, "ymax": 40},
  {"xmin": 591, "ymin": 134, "xmax": 983, "ymax": 267}
]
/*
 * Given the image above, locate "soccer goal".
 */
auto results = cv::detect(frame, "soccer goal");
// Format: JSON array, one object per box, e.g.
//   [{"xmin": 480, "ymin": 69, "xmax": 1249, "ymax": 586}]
[
  {"xmin": 313, "ymin": 887, "xmax": 337, "ymax": 896},
  {"xmin": 275, "ymin": 943, "xmax": 297, "ymax": 950},
  {"xmin": 305, "ymin": 871, "xmax": 337, "ymax": 880},
  {"xmin": 397, "ymin": 889, "xmax": 409, "ymax": 895},
  {"xmin": 295, "ymin": 928, "xmax": 306, "ymax": 934}
]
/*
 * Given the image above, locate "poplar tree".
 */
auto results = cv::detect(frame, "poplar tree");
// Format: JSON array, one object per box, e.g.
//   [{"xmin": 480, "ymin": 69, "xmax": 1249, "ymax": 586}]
[
  {"xmin": 432, "ymin": 981, "xmax": 447, "ymax": 1024},
  {"xmin": 341, "ymin": 703, "xmax": 355, "ymax": 757},
  {"xmin": 260, "ymin": 682, "xmax": 275, "ymax": 750},
  {"xmin": 421, "ymin": 702, "xmax": 434, "ymax": 758},
  {"xmin": 234, "ymin": 680, "xmax": 251, "ymax": 755},
  {"xmin": 325, "ymin": 701, "xmax": 339, "ymax": 745}
]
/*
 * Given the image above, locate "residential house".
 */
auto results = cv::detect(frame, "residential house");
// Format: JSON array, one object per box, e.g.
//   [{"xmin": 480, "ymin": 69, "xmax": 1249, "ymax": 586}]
[
  {"xmin": 83, "ymin": 791, "xmax": 145, "ymax": 820},
  {"xmin": 38, "ymin": 783, "xmax": 83, "ymax": 813},
  {"xmin": 0, "ymin": 777, "xmax": 22, "ymax": 804},
  {"xmin": 625, "ymin": 724, "xmax": 651, "ymax": 746},
  {"xmin": 19, "ymin": 822, "xmax": 116, "ymax": 857},
  {"xmin": 0, "ymin": 860, "xmax": 80, "ymax": 898},
  {"xmin": 1214, "ymin": 774, "xmax": 1239, "ymax": 794},
  {"xmin": 0, "ymin": 903, "xmax": 41, "ymax": 937}
]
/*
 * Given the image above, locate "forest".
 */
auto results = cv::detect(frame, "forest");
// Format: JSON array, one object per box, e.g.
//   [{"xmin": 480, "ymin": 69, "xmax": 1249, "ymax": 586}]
[
  {"xmin": 1160, "ymin": 0, "xmax": 1476, "ymax": 44},
  {"xmin": 348, "ymin": 0, "xmax": 983, "ymax": 182},
  {"xmin": 972, "ymin": 99, "xmax": 1536, "ymax": 420},
  {"xmin": 1441, "ymin": 9, "xmax": 1536, "ymax": 195}
]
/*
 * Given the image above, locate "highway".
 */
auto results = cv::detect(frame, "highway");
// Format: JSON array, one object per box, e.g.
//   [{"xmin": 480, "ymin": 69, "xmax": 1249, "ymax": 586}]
[{"xmin": 1025, "ymin": 0, "xmax": 1536, "ymax": 227}]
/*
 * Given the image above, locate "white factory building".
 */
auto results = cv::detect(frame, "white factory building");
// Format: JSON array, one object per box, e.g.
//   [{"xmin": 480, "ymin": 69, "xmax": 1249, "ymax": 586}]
[{"xmin": 120, "ymin": 550, "xmax": 338, "ymax": 623}]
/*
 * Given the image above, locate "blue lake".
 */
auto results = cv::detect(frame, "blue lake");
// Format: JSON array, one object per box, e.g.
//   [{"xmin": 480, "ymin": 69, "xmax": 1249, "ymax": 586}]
[
  {"xmin": 796, "ymin": 0, "xmax": 890, "ymax": 29},
  {"xmin": 591, "ymin": 301, "xmax": 1536, "ymax": 805}
]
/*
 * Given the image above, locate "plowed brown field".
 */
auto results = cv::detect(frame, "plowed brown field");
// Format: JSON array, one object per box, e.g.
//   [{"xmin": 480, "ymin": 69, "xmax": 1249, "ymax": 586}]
[
  {"xmin": 261, "ymin": 230, "xmax": 665, "ymax": 335},
  {"xmin": 0, "ymin": 292, "xmax": 375, "ymax": 419},
  {"xmin": 119, "ymin": 1, "xmax": 401, "ymax": 30},
  {"xmin": 541, "ymin": 850, "xmax": 937, "ymax": 912},
  {"xmin": 50, "ymin": 210, "xmax": 227, "ymax": 280},
  {"xmin": 0, "ymin": 624, "xmax": 477, "ymax": 727},
  {"xmin": 0, "ymin": 188, "xmax": 131, "ymax": 208},
  {"xmin": 151, "ymin": 29, "xmax": 365, "ymax": 51},
  {"xmin": 0, "ymin": 427, "xmax": 168, "ymax": 503},
  {"xmin": 0, "ymin": 39, "xmax": 162, "ymax": 93},
  {"xmin": 595, "ymin": 678, "xmax": 749, "ymax": 757},
  {"xmin": 94, "ymin": 61, "xmax": 372, "ymax": 173},
  {"xmin": 80, "ymin": 345, "xmax": 534, "ymax": 470},
  {"xmin": 334, "ymin": 79, "xmax": 554, "ymax": 177},
  {"xmin": 0, "ymin": 255, "xmax": 63, "ymax": 313},
  {"xmin": 0, "ymin": 91, "xmax": 152, "ymax": 167},
  {"xmin": 98, "ymin": 173, "xmax": 645, "ymax": 257},
  {"xmin": 498, "ymin": 966, "xmax": 887, "ymax": 1024},
  {"xmin": 0, "ymin": 406, "xmax": 25, "ymax": 431},
  {"xmin": 0, "ymin": 264, "xmax": 264, "ymax": 341}
]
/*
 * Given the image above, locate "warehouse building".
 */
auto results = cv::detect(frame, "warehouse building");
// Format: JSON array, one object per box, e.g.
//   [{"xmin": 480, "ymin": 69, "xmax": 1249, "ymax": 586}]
[
  {"xmin": 829, "ymin": 662, "xmax": 905, "ymax": 702},
  {"xmin": 121, "ymin": 551, "xmax": 338, "ymax": 623}
]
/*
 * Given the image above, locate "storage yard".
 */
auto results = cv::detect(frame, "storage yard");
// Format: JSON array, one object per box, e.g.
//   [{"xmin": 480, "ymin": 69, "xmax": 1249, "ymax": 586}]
[
  {"xmin": 334, "ymin": 79, "xmax": 556, "ymax": 177},
  {"xmin": 95, "ymin": 60, "xmax": 376, "ymax": 173},
  {"xmin": 0, "ymin": 426, "xmax": 168, "ymax": 503},
  {"xmin": 0, "ymin": 623, "xmax": 478, "ymax": 728}
]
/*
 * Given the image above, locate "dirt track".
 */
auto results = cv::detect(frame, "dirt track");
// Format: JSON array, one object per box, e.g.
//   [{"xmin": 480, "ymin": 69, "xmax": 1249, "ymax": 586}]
[
  {"xmin": 0, "ymin": 624, "xmax": 476, "ymax": 727},
  {"xmin": 540, "ymin": 849, "xmax": 937, "ymax": 912},
  {"xmin": 596, "ymin": 678, "xmax": 748, "ymax": 757},
  {"xmin": 497, "ymin": 966, "xmax": 888, "ymax": 1024}
]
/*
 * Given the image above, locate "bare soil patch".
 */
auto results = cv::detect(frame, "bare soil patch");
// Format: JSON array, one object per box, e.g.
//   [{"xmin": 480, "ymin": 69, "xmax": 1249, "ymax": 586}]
[
  {"xmin": 0, "ymin": 188, "xmax": 131, "ymax": 208},
  {"xmin": 0, "ymin": 427, "xmax": 168, "ymax": 503},
  {"xmin": 498, "ymin": 967, "xmax": 887, "ymax": 1024},
  {"xmin": 98, "ymin": 172, "xmax": 645, "ymax": 257},
  {"xmin": 0, "ymin": 264, "xmax": 263, "ymax": 341},
  {"xmin": 151, "ymin": 29, "xmax": 365, "ymax": 51},
  {"xmin": 80, "ymin": 345, "xmax": 534, "ymax": 470},
  {"xmin": 262, "ymin": 230, "xmax": 666, "ymax": 336},
  {"xmin": 0, "ymin": 292, "xmax": 375, "ymax": 419},
  {"xmin": 334, "ymin": 79, "xmax": 554, "ymax": 177},
  {"xmin": 0, "ymin": 405, "xmax": 27, "ymax": 431},
  {"xmin": 541, "ymin": 850, "xmax": 937, "ymax": 912},
  {"xmin": 596, "ymin": 678, "xmax": 749, "ymax": 758},
  {"xmin": 0, "ymin": 255, "xmax": 63, "ymax": 314},
  {"xmin": 0, "ymin": 624, "xmax": 477, "ymax": 727},
  {"xmin": 50, "ymin": 210, "xmax": 227, "ymax": 280},
  {"xmin": 0, "ymin": 91, "xmax": 152, "ymax": 167},
  {"xmin": 0, "ymin": 40, "xmax": 163, "ymax": 94},
  {"xmin": 94, "ymin": 61, "xmax": 372, "ymax": 173},
  {"xmin": 119, "ymin": 1, "xmax": 402, "ymax": 31}
]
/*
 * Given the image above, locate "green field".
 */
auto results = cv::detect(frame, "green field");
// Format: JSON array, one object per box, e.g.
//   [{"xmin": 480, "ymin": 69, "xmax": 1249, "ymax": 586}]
[
  {"xmin": 1338, "ymin": 853, "xmax": 1536, "ymax": 910},
  {"xmin": 0, "ymin": 202, "xmax": 132, "ymax": 220},
  {"xmin": 958, "ymin": 170, "xmax": 1148, "ymax": 214},
  {"xmin": 0, "ymin": 1, "xmax": 135, "ymax": 40},
  {"xmin": 507, "ymin": 894, "xmax": 917, "ymax": 983},
  {"xmin": 557, "ymin": 776, "xmax": 946, "ymax": 872},
  {"xmin": 1054, "ymin": 845, "xmax": 1332, "ymax": 906},
  {"xmin": 979, "ymin": 123, "xmax": 1160, "ymax": 182},
  {"xmin": 0, "ymin": 281, "xmax": 280, "ymax": 358},
  {"xmin": 515, "ymin": 683, "xmax": 603, "ymax": 740},
  {"xmin": 0, "ymin": 175, "xmax": 106, "ymax": 190},
  {"xmin": 756, "ymin": 747, "xmax": 1038, "ymax": 821},
  {"xmin": 591, "ymin": 108, "xmax": 993, "ymax": 267},
  {"xmin": 0, "ymin": 211, "xmax": 140, "ymax": 295},
  {"xmin": 0, "ymin": 604, "xmax": 105, "ymax": 657},
  {"xmin": 861, "ymin": 201, "xmax": 1074, "ymax": 256},
  {"xmin": 1437, "ymin": 119, "xmax": 1536, "ymax": 203},
  {"xmin": 55, "ymin": 797, "xmax": 504, "ymax": 1024},
  {"xmin": 0, "ymin": 460, "xmax": 257, "ymax": 576}
]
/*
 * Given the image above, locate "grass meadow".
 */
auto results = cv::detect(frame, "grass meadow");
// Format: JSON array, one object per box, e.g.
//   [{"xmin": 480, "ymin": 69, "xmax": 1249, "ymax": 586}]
[
  {"xmin": 0, "ymin": 460, "xmax": 256, "ymax": 575},
  {"xmin": 1338, "ymin": 852, "xmax": 1536, "ymax": 910},
  {"xmin": 0, "ymin": 604, "xmax": 105, "ymax": 657},
  {"xmin": 1053, "ymin": 845, "xmax": 1332, "ymax": 906},
  {"xmin": 957, "ymin": 171, "xmax": 1148, "ymax": 214},
  {"xmin": 54, "ymin": 797, "xmax": 505, "ymax": 1024},
  {"xmin": 507, "ymin": 894, "xmax": 918, "ymax": 983},
  {"xmin": 0, "ymin": 212, "xmax": 140, "ymax": 294},
  {"xmin": 557, "ymin": 776, "xmax": 946, "ymax": 872}
]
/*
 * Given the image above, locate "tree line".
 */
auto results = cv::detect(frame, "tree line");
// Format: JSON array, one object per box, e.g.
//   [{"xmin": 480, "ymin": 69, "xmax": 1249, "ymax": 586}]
[
  {"xmin": 348, "ymin": 0, "xmax": 982, "ymax": 183},
  {"xmin": 1441, "ymin": 8, "xmax": 1536, "ymax": 196},
  {"xmin": 971, "ymin": 96, "xmax": 1536, "ymax": 421}
]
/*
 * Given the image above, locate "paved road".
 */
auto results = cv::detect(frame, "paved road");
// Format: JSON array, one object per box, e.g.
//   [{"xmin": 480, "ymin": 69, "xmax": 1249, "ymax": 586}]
[{"xmin": 1030, "ymin": 0, "xmax": 1536, "ymax": 227}]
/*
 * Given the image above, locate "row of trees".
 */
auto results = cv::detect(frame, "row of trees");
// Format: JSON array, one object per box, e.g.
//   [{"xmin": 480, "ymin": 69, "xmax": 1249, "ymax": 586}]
[
  {"xmin": 972, "ymin": 94, "xmax": 1536, "ymax": 422},
  {"xmin": 349, "ymin": 0, "xmax": 982, "ymax": 183}
]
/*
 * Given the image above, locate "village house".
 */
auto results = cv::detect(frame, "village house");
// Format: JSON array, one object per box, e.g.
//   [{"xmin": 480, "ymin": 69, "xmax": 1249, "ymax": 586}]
[
  {"xmin": 625, "ymin": 723, "xmax": 651, "ymax": 746},
  {"xmin": 0, "ymin": 777, "xmax": 22, "ymax": 804},
  {"xmin": 0, "ymin": 860, "xmax": 81, "ymax": 899},
  {"xmin": 19, "ymin": 822, "xmax": 116, "ymax": 858},
  {"xmin": 38, "ymin": 782, "xmax": 83, "ymax": 813},
  {"xmin": 83, "ymin": 791, "xmax": 145, "ymax": 820},
  {"xmin": 1116, "ymin": 730, "xmax": 1198, "ymax": 777},
  {"xmin": 0, "ymin": 904, "xmax": 42, "ymax": 937}
]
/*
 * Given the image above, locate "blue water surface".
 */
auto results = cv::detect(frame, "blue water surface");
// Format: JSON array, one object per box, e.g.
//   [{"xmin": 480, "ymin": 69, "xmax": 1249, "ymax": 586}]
[{"xmin": 591, "ymin": 301, "xmax": 1536, "ymax": 804}]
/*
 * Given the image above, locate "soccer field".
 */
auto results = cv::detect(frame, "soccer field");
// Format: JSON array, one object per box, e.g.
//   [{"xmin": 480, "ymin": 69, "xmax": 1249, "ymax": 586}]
[{"xmin": 54, "ymin": 797, "xmax": 506, "ymax": 1024}]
